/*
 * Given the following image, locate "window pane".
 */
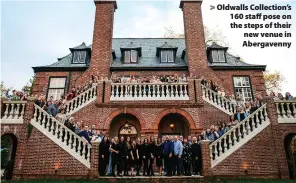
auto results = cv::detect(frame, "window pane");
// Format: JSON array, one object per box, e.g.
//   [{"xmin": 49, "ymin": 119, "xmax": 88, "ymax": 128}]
[
  {"xmin": 79, "ymin": 51, "xmax": 86, "ymax": 63},
  {"xmin": 212, "ymin": 50, "xmax": 218, "ymax": 62},
  {"xmin": 218, "ymin": 50, "xmax": 225, "ymax": 62},
  {"xmin": 234, "ymin": 77, "xmax": 253, "ymax": 102},
  {"xmin": 47, "ymin": 89, "xmax": 64, "ymax": 101},
  {"xmin": 233, "ymin": 77, "xmax": 242, "ymax": 87},
  {"xmin": 131, "ymin": 50, "xmax": 137, "ymax": 63},
  {"xmin": 124, "ymin": 51, "xmax": 131, "ymax": 63},
  {"xmin": 49, "ymin": 78, "xmax": 66, "ymax": 88},
  {"xmin": 167, "ymin": 51, "xmax": 174, "ymax": 62},
  {"xmin": 161, "ymin": 51, "xmax": 167, "ymax": 62},
  {"xmin": 73, "ymin": 52, "xmax": 79, "ymax": 63}
]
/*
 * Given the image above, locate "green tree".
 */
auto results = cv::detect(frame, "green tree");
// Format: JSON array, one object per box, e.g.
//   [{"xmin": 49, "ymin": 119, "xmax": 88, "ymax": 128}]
[
  {"xmin": 0, "ymin": 81, "xmax": 12, "ymax": 97},
  {"xmin": 22, "ymin": 75, "xmax": 35, "ymax": 95}
]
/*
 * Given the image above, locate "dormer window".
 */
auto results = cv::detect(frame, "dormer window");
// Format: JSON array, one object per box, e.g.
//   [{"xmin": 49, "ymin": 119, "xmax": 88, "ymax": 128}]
[
  {"xmin": 124, "ymin": 50, "xmax": 138, "ymax": 63},
  {"xmin": 161, "ymin": 50, "xmax": 174, "ymax": 63},
  {"xmin": 212, "ymin": 50, "xmax": 226, "ymax": 62},
  {"xmin": 73, "ymin": 51, "xmax": 87, "ymax": 64},
  {"xmin": 207, "ymin": 42, "xmax": 228, "ymax": 63},
  {"xmin": 156, "ymin": 42, "xmax": 178, "ymax": 63},
  {"xmin": 69, "ymin": 42, "xmax": 91, "ymax": 65},
  {"xmin": 120, "ymin": 42, "xmax": 142, "ymax": 64}
]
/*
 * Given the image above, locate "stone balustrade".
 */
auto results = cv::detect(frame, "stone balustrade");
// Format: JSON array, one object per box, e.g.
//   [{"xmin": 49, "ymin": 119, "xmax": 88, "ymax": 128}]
[
  {"xmin": 1, "ymin": 101, "xmax": 27, "ymax": 124},
  {"xmin": 64, "ymin": 83, "xmax": 98, "ymax": 115},
  {"xmin": 275, "ymin": 100, "xmax": 296, "ymax": 123},
  {"xmin": 209, "ymin": 104, "xmax": 269, "ymax": 168},
  {"xmin": 202, "ymin": 85, "xmax": 235, "ymax": 115},
  {"xmin": 110, "ymin": 82, "xmax": 189, "ymax": 101},
  {"xmin": 30, "ymin": 104, "xmax": 91, "ymax": 168}
]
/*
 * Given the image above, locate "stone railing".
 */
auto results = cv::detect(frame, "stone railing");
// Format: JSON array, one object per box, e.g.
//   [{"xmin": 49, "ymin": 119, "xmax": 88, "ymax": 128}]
[
  {"xmin": 209, "ymin": 104, "xmax": 270, "ymax": 168},
  {"xmin": 110, "ymin": 82, "xmax": 189, "ymax": 101},
  {"xmin": 275, "ymin": 100, "xmax": 296, "ymax": 123},
  {"xmin": 1, "ymin": 101, "xmax": 27, "ymax": 124},
  {"xmin": 64, "ymin": 83, "xmax": 97, "ymax": 115},
  {"xmin": 30, "ymin": 104, "xmax": 91, "ymax": 168},
  {"xmin": 202, "ymin": 85, "xmax": 235, "ymax": 115}
]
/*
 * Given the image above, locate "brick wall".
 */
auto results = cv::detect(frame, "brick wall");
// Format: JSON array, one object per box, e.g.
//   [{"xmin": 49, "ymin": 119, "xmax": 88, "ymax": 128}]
[
  {"xmin": 213, "ymin": 70, "xmax": 266, "ymax": 97},
  {"xmin": 75, "ymin": 1, "xmax": 116, "ymax": 87}
]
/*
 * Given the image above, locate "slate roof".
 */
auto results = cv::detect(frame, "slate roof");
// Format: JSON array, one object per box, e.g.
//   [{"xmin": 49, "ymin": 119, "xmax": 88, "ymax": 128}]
[{"xmin": 32, "ymin": 38, "xmax": 266, "ymax": 72}]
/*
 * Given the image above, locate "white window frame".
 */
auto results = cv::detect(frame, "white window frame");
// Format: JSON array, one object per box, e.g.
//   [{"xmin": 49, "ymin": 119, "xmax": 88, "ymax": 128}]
[
  {"xmin": 233, "ymin": 76, "xmax": 253, "ymax": 102},
  {"xmin": 124, "ymin": 50, "xmax": 138, "ymax": 63},
  {"xmin": 47, "ymin": 77, "xmax": 66, "ymax": 101},
  {"xmin": 212, "ymin": 50, "xmax": 226, "ymax": 62},
  {"xmin": 160, "ymin": 50, "xmax": 174, "ymax": 63}
]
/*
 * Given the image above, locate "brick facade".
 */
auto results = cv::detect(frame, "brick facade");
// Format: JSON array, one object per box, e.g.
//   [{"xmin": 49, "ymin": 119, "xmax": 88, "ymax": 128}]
[{"xmin": 2, "ymin": 0, "xmax": 295, "ymax": 180}]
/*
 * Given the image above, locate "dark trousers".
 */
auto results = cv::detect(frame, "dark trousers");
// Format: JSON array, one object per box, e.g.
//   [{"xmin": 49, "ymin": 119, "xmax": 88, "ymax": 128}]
[
  {"xmin": 111, "ymin": 157, "xmax": 119, "ymax": 176},
  {"xmin": 192, "ymin": 158, "xmax": 202, "ymax": 174},
  {"xmin": 124, "ymin": 157, "xmax": 129, "ymax": 175},
  {"xmin": 148, "ymin": 158, "xmax": 154, "ymax": 175},
  {"xmin": 136, "ymin": 159, "xmax": 141, "ymax": 175},
  {"xmin": 99, "ymin": 157, "xmax": 106, "ymax": 176},
  {"xmin": 183, "ymin": 161, "xmax": 191, "ymax": 175},
  {"xmin": 173, "ymin": 155, "xmax": 181, "ymax": 175},
  {"xmin": 164, "ymin": 155, "xmax": 173, "ymax": 176},
  {"xmin": 143, "ymin": 158, "xmax": 149, "ymax": 175}
]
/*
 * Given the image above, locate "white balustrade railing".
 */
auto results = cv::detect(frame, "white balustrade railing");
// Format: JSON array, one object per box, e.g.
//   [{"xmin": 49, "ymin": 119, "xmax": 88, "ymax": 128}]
[
  {"xmin": 209, "ymin": 104, "xmax": 270, "ymax": 168},
  {"xmin": 202, "ymin": 85, "xmax": 236, "ymax": 115},
  {"xmin": 110, "ymin": 82, "xmax": 189, "ymax": 101},
  {"xmin": 275, "ymin": 100, "xmax": 296, "ymax": 123},
  {"xmin": 30, "ymin": 104, "xmax": 91, "ymax": 168},
  {"xmin": 1, "ymin": 101, "xmax": 26, "ymax": 124},
  {"xmin": 64, "ymin": 83, "xmax": 97, "ymax": 115}
]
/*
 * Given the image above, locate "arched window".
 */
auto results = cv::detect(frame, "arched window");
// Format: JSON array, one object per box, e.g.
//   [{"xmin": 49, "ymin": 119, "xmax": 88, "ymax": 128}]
[{"xmin": 119, "ymin": 123, "xmax": 137, "ymax": 135}]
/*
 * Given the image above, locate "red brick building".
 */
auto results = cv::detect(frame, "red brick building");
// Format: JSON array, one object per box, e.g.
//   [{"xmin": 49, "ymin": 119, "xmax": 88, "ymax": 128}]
[{"xmin": 1, "ymin": 0, "xmax": 296, "ymax": 180}]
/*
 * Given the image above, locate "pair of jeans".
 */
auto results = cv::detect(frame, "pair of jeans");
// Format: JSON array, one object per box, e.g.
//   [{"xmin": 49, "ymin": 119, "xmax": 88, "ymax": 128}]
[{"xmin": 107, "ymin": 153, "xmax": 112, "ymax": 174}]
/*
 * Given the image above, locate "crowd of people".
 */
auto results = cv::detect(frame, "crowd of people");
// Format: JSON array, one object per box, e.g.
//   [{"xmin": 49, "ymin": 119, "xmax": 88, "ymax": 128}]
[
  {"xmin": 98, "ymin": 135, "xmax": 202, "ymax": 177},
  {"xmin": 269, "ymin": 91, "xmax": 294, "ymax": 101},
  {"xmin": 110, "ymin": 73, "xmax": 188, "ymax": 84}
]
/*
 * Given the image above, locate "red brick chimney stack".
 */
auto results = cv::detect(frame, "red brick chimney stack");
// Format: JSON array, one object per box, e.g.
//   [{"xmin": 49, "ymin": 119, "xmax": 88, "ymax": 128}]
[
  {"xmin": 180, "ymin": 0, "xmax": 208, "ymax": 77},
  {"xmin": 76, "ymin": 0, "xmax": 117, "ymax": 86}
]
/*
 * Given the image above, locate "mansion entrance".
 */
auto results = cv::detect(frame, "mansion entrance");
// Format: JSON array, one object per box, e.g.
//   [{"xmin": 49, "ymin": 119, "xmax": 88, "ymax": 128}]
[
  {"xmin": 109, "ymin": 113, "xmax": 140, "ymax": 139},
  {"xmin": 158, "ymin": 113, "xmax": 190, "ymax": 138}
]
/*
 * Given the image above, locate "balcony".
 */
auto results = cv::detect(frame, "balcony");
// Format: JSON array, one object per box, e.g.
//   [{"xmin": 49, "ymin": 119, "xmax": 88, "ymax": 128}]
[
  {"xmin": 1, "ymin": 100, "xmax": 27, "ymax": 124},
  {"xmin": 110, "ymin": 83, "xmax": 189, "ymax": 101},
  {"xmin": 275, "ymin": 100, "xmax": 296, "ymax": 123}
]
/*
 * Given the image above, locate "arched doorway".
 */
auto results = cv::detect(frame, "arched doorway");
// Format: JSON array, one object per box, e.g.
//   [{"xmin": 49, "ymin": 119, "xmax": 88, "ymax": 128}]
[
  {"xmin": 158, "ymin": 113, "xmax": 190, "ymax": 138},
  {"xmin": 109, "ymin": 113, "xmax": 141, "ymax": 139},
  {"xmin": 1, "ymin": 133, "xmax": 17, "ymax": 180},
  {"xmin": 285, "ymin": 133, "xmax": 296, "ymax": 179}
]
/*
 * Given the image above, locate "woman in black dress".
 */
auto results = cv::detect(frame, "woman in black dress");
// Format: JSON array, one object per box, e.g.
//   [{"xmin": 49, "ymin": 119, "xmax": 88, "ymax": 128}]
[
  {"xmin": 191, "ymin": 137, "xmax": 202, "ymax": 175},
  {"xmin": 183, "ymin": 138, "xmax": 192, "ymax": 176},
  {"xmin": 110, "ymin": 137, "xmax": 120, "ymax": 177},
  {"xmin": 155, "ymin": 138, "xmax": 163, "ymax": 175},
  {"xmin": 130, "ymin": 140, "xmax": 139, "ymax": 176},
  {"xmin": 148, "ymin": 137, "xmax": 156, "ymax": 176},
  {"xmin": 99, "ymin": 136, "xmax": 110, "ymax": 176},
  {"xmin": 141, "ymin": 138, "xmax": 149, "ymax": 176},
  {"xmin": 136, "ymin": 138, "xmax": 142, "ymax": 176}
]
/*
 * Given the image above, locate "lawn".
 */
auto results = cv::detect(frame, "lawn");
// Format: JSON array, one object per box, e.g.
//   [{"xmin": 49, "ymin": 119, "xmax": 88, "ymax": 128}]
[{"xmin": 3, "ymin": 179, "xmax": 296, "ymax": 183}]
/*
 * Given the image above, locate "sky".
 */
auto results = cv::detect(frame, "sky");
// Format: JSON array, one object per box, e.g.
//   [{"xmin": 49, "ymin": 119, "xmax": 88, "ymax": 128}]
[{"xmin": 1, "ymin": 0, "xmax": 295, "ymax": 95}]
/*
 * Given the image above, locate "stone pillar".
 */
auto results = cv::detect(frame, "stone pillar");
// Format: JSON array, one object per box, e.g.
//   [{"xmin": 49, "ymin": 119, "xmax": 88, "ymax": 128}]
[
  {"xmin": 96, "ymin": 81, "xmax": 104, "ymax": 104},
  {"xmin": 89, "ymin": 142, "xmax": 100, "ymax": 179},
  {"xmin": 200, "ymin": 140, "xmax": 211, "ymax": 177},
  {"xmin": 13, "ymin": 97, "xmax": 36, "ymax": 179},
  {"xmin": 187, "ymin": 79, "xmax": 196, "ymax": 103},
  {"xmin": 264, "ymin": 97, "xmax": 290, "ymax": 179},
  {"xmin": 104, "ymin": 80, "xmax": 112, "ymax": 104},
  {"xmin": 0, "ymin": 96, "xmax": 8, "ymax": 117},
  {"xmin": 195, "ymin": 79, "xmax": 204, "ymax": 105},
  {"xmin": 75, "ymin": 0, "xmax": 117, "ymax": 86}
]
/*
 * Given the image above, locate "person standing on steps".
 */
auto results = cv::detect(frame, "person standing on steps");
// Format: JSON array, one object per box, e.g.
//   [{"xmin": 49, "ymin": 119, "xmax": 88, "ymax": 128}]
[
  {"xmin": 110, "ymin": 137, "xmax": 120, "ymax": 177},
  {"xmin": 135, "ymin": 138, "xmax": 142, "ymax": 176},
  {"xmin": 99, "ymin": 136, "xmax": 110, "ymax": 176},
  {"xmin": 173, "ymin": 135, "xmax": 183, "ymax": 176},
  {"xmin": 163, "ymin": 136, "xmax": 174, "ymax": 177},
  {"xmin": 148, "ymin": 136, "xmax": 156, "ymax": 176},
  {"xmin": 141, "ymin": 138, "xmax": 149, "ymax": 176}
]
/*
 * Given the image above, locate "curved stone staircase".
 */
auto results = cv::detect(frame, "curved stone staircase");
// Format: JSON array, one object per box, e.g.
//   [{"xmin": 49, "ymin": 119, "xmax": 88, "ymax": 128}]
[
  {"xmin": 202, "ymin": 85, "xmax": 236, "ymax": 115},
  {"xmin": 30, "ymin": 104, "xmax": 91, "ymax": 168},
  {"xmin": 209, "ymin": 104, "xmax": 269, "ymax": 167},
  {"xmin": 64, "ymin": 83, "xmax": 98, "ymax": 116}
]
